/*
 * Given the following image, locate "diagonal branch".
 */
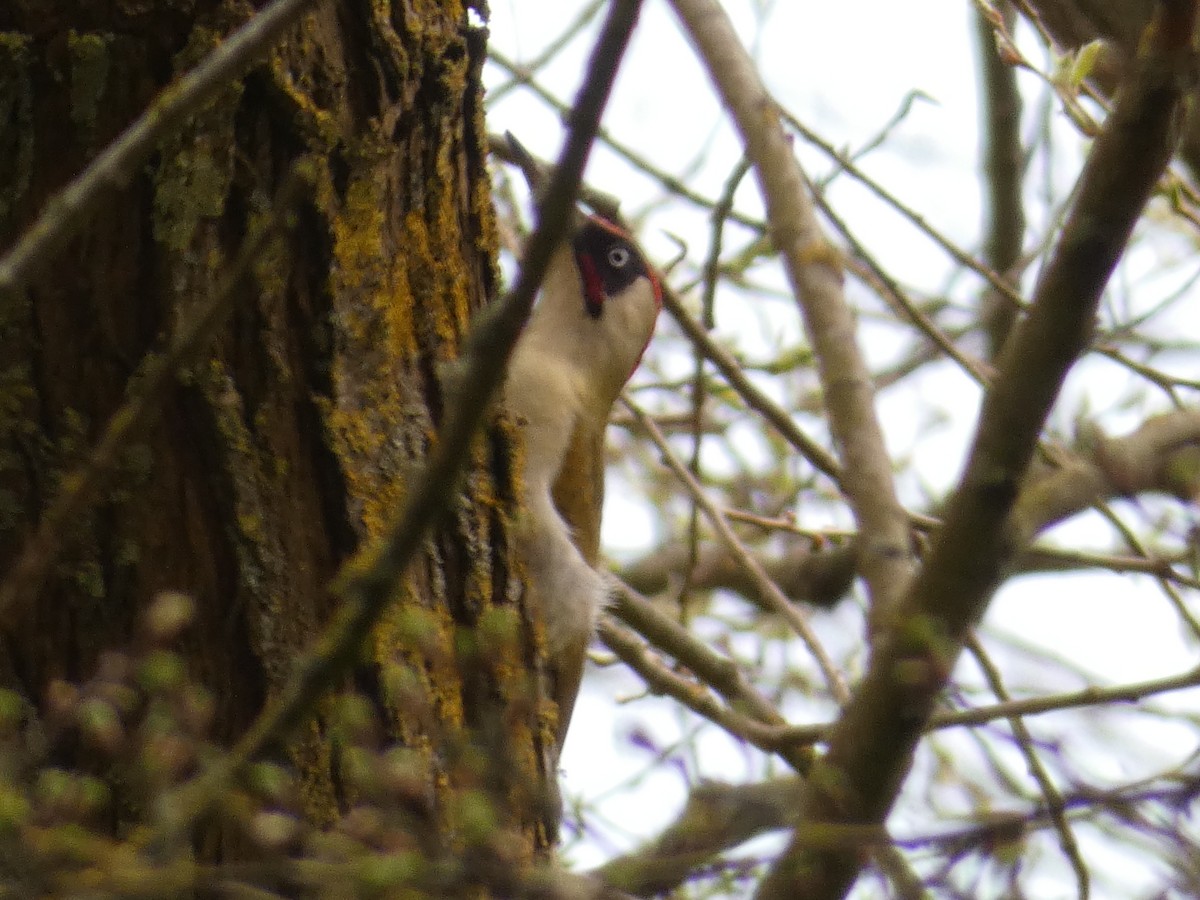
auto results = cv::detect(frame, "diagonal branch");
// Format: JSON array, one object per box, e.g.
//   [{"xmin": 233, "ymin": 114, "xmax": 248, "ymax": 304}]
[
  {"xmin": 669, "ymin": 0, "xmax": 913, "ymax": 619},
  {"xmin": 964, "ymin": 635, "xmax": 1089, "ymax": 897},
  {"xmin": 661, "ymin": 286, "xmax": 842, "ymax": 483},
  {"xmin": 593, "ymin": 777, "xmax": 804, "ymax": 897},
  {"xmin": 757, "ymin": 2, "xmax": 1198, "ymax": 896},
  {"xmin": 623, "ymin": 398, "xmax": 848, "ymax": 703}
]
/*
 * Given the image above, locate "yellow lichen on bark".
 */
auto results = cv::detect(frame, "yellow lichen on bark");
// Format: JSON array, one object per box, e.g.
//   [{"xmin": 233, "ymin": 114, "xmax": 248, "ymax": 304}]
[
  {"xmin": 268, "ymin": 42, "xmax": 341, "ymax": 149},
  {"xmin": 323, "ymin": 165, "xmax": 419, "ymax": 539}
]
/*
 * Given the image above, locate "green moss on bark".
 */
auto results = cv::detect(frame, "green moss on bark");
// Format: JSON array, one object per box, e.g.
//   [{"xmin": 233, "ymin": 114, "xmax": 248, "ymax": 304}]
[
  {"xmin": 66, "ymin": 30, "xmax": 111, "ymax": 140},
  {"xmin": 152, "ymin": 27, "xmax": 242, "ymax": 255},
  {"xmin": 0, "ymin": 32, "xmax": 34, "ymax": 226}
]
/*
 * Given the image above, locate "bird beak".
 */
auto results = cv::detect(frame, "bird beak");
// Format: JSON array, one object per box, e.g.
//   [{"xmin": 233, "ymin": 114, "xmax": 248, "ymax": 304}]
[
  {"xmin": 504, "ymin": 132, "xmax": 544, "ymax": 194},
  {"xmin": 575, "ymin": 250, "xmax": 606, "ymax": 319},
  {"xmin": 505, "ymin": 132, "xmax": 588, "ymax": 231}
]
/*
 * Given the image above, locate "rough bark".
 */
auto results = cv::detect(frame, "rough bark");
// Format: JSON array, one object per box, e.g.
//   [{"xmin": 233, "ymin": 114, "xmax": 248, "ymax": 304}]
[{"xmin": 0, "ymin": 0, "xmax": 548, "ymax": 868}]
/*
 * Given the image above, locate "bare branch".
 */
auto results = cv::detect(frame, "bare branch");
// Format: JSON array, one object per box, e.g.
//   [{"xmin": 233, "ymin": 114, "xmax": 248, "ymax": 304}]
[
  {"xmin": 964, "ymin": 635, "xmax": 1089, "ymax": 897},
  {"xmin": 623, "ymin": 399, "xmax": 848, "ymax": 703},
  {"xmin": 609, "ymin": 582, "xmax": 795, "ymax": 732},
  {"xmin": 1013, "ymin": 410, "xmax": 1200, "ymax": 546},
  {"xmin": 593, "ymin": 777, "xmax": 803, "ymax": 897},
  {"xmin": 618, "ymin": 539, "xmax": 856, "ymax": 610},
  {"xmin": 975, "ymin": 2, "xmax": 1028, "ymax": 357},
  {"xmin": 759, "ymin": 3, "xmax": 1198, "ymax": 896},
  {"xmin": 670, "ymin": 0, "xmax": 914, "ymax": 619}
]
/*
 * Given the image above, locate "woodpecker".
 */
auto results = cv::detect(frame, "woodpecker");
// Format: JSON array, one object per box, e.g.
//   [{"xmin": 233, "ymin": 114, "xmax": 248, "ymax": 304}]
[{"xmin": 504, "ymin": 213, "xmax": 661, "ymax": 753}]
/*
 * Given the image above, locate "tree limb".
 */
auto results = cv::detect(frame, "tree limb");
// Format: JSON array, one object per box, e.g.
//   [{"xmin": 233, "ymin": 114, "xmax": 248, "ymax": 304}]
[
  {"xmin": 617, "ymin": 408, "xmax": 1200, "ymax": 613},
  {"xmin": 975, "ymin": 1, "xmax": 1027, "ymax": 357},
  {"xmin": 757, "ymin": 3, "xmax": 1197, "ymax": 896},
  {"xmin": 669, "ymin": 0, "xmax": 914, "ymax": 620}
]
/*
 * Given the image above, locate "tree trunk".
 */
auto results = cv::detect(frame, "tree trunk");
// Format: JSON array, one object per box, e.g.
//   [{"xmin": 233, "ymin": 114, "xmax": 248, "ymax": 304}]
[{"xmin": 0, "ymin": 0, "xmax": 550, "ymax": 877}]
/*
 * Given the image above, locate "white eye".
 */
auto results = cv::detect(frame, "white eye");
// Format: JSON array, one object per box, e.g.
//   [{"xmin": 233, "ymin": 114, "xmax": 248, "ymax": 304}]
[{"xmin": 607, "ymin": 246, "xmax": 631, "ymax": 268}]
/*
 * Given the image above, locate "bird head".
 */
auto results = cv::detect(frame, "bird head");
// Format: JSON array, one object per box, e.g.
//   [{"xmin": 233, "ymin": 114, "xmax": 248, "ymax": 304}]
[{"xmin": 533, "ymin": 214, "xmax": 661, "ymax": 411}]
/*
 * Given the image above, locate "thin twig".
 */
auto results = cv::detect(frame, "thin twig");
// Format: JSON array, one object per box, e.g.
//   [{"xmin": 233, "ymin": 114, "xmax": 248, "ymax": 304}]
[
  {"xmin": 670, "ymin": 0, "xmax": 914, "ymax": 622},
  {"xmin": 932, "ymin": 665, "xmax": 1200, "ymax": 729},
  {"xmin": 744, "ymin": 660, "xmax": 1200, "ymax": 747},
  {"xmin": 783, "ymin": 111, "xmax": 1029, "ymax": 316},
  {"xmin": 965, "ymin": 635, "xmax": 1090, "ymax": 899},
  {"xmin": 623, "ymin": 398, "xmax": 848, "ymax": 704},
  {"xmin": 811, "ymin": 190, "xmax": 993, "ymax": 388},
  {"xmin": 487, "ymin": 48, "xmax": 766, "ymax": 232},
  {"xmin": 682, "ymin": 156, "xmax": 753, "ymax": 615},
  {"xmin": 485, "ymin": 0, "xmax": 608, "ymax": 104},
  {"xmin": 661, "ymin": 287, "xmax": 842, "ymax": 483},
  {"xmin": 975, "ymin": 1, "xmax": 1028, "ymax": 357}
]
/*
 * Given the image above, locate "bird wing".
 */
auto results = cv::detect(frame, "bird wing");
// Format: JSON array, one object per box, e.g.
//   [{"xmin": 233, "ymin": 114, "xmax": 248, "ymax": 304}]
[{"xmin": 547, "ymin": 420, "xmax": 607, "ymax": 746}]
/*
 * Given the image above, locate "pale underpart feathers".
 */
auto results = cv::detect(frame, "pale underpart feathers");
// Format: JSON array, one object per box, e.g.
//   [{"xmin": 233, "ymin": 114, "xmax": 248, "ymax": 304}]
[{"xmin": 503, "ymin": 215, "xmax": 660, "ymax": 747}]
